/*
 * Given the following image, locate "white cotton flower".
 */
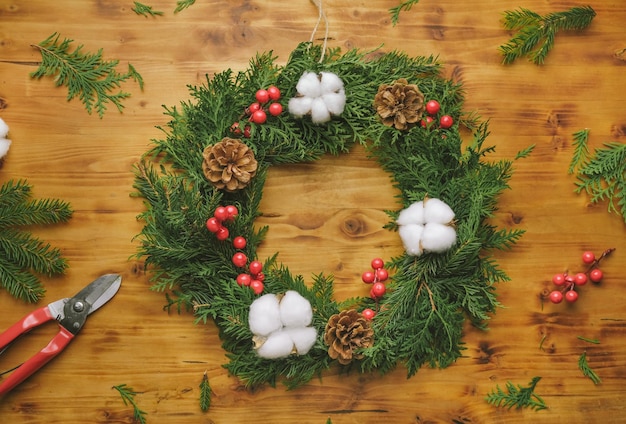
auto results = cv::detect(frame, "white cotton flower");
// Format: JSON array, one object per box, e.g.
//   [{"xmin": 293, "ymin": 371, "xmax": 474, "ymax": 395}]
[
  {"xmin": 310, "ymin": 97, "xmax": 331, "ymax": 124},
  {"xmin": 398, "ymin": 223, "xmax": 424, "ymax": 256},
  {"xmin": 319, "ymin": 72, "xmax": 344, "ymax": 93},
  {"xmin": 256, "ymin": 330, "xmax": 295, "ymax": 359},
  {"xmin": 248, "ymin": 294, "xmax": 282, "ymax": 337},
  {"xmin": 0, "ymin": 118, "xmax": 9, "ymax": 139},
  {"xmin": 288, "ymin": 71, "xmax": 346, "ymax": 123},
  {"xmin": 396, "ymin": 201, "xmax": 425, "ymax": 226},
  {"xmin": 287, "ymin": 96, "xmax": 313, "ymax": 118},
  {"xmin": 284, "ymin": 327, "xmax": 317, "ymax": 355},
  {"xmin": 322, "ymin": 92, "xmax": 346, "ymax": 116},
  {"xmin": 279, "ymin": 290, "xmax": 313, "ymax": 328},
  {"xmin": 420, "ymin": 222, "xmax": 457, "ymax": 253},
  {"xmin": 0, "ymin": 139, "xmax": 11, "ymax": 160},
  {"xmin": 423, "ymin": 198, "xmax": 455, "ymax": 224},
  {"xmin": 296, "ymin": 71, "xmax": 322, "ymax": 98}
]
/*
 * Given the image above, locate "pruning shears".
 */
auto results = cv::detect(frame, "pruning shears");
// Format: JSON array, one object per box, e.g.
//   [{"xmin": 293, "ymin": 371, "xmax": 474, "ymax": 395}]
[{"xmin": 0, "ymin": 274, "xmax": 121, "ymax": 396}]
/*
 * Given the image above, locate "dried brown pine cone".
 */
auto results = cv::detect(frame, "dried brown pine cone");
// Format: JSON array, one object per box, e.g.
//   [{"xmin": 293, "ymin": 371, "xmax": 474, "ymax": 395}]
[
  {"xmin": 202, "ymin": 137, "xmax": 258, "ymax": 192},
  {"xmin": 323, "ymin": 309, "xmax": 374, "ymax": 365},
  {"xmin": 373, "ymin": 78, "xmax": 425, "ymax": 130}
]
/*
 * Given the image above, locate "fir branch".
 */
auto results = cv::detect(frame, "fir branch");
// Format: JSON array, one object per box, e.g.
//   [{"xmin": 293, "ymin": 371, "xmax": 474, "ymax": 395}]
[
  {"xmin": 499, "ymin": 6, "xmax": 596, "ymax": 65},
  {"xmin": 486, "ymin": 376, "xmax": 547, "ymax": 411},
  {"xmin": 569, "ymin": 129, "xmax": 590, "ymax": 174},
  {"xmin": 174, "ymin": 0, "xmax": 195, "ymax": 13},
  {"xmin": 30, "ymin": 33, "xmax": 143, "ymax": 118},
  {"xmin": 578, "ymin": 352, "xmax": 602, "ymax": 385},
  {"xmin": 389, "ymin": 0, "xmax": 420, "ymax": 26},
  {"xmin": 132, "ymin": 1, "xmax": 164, "ymax": 17},
  {"xmin": 199, "ymin": 371, "xmax": 212, "ymax": 412},
  {"xmin": 112, "ymin": 384, "xmax": 147, "ymax": 424}
]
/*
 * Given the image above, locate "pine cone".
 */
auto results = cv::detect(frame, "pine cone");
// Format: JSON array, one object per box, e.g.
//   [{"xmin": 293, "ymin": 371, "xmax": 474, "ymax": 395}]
[
  {"xmin": 373, "ymin": 78, "xmax": 425, "ymax": 130},
  {"xmin": 323, "ymin": 309, "xmax": 374, "ymax": 365},
  {"xmin": 202, "ymin": 137, "xmax": 258, "ymax": 192}
]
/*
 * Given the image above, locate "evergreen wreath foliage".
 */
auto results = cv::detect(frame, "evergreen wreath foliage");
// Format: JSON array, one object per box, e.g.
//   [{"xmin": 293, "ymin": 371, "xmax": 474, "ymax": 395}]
[{"xmin": 133, "ymin": 43, "xmax": 526, "ymax": 389}]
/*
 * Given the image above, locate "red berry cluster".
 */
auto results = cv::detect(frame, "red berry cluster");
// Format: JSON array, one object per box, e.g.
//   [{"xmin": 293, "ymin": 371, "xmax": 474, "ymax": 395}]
[
  {"xmin": 420, "ymin": 99, "xmax": 454, "ymax": 130},
  {"xmin": 206, "ymin": 205, "xmax": 265, "ymax": 295},
  {"xmin": 361, "ymin": 258, "xmax": 389, "ymax": 320},
  {"xmin": 548, "ymin": 248, "xmax": 615, "ymax": 304},
  {"xmin": 230, "ymin": 86, "xmax": 283, "ymax": 138}
]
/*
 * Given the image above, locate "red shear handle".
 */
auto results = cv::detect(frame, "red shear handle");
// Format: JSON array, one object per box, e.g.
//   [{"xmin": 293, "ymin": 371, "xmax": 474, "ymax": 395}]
[
  {"xmin": 0, "ymin": 326, "xmax": 75, "ymax": 396},
  {"xmin": 0, "ymin": 307, "xmax": 55, "ymax": 350}
]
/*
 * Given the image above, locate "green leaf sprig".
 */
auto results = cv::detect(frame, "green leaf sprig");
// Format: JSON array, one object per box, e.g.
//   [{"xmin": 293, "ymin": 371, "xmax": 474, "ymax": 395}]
[
  {"xmin": 486, "ymin": 376, "xmax": 547, "ymax": 411},
  {"xmin": 30, "ymin": 33, "xmax": 144, "ymax": 118},
  {"xmin": 112, "ymin": 384, "xmax": 147, "ymax": 424},
  {"xmin": 389, "ymin": 0, "xmax": 420, "ymax": 26},
  {"xmin": 174, "ymin": 0, "xmax": 196, "ymax": 13},
  {"xmin": 199, "ymin": 371, "xmax": 212, "ymax": 412},
  {"xmin": 499, "ymin": 6, "xmax": 596, "ymax": 65},
  {"xmin": 578, "ymin": 352, "xmax": 602, "ymax": 385},
  {"xmin": 132, "ymin": 2, "xmax": 164, "ymax": 17}
]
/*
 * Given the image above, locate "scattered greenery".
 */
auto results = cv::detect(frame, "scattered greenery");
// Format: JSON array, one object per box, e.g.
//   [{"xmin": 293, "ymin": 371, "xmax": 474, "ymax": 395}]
[
  {"xmin": 389, "ymin": 0, "xmax": 420, "ymax": 26},
  {"xmin": 199, "ymin": 371, "xmax": 212, "ymax": 412},
  {"xmin": 133, "ymin": 42, "xmax": 526, "ymax": 389},
  {"xmin": 30, "ymin": 33, "xmax": 144, "ymax": 118},
  {"xmin": 112, "ymin": 384, "xmax": 147, "ymax": 424},
  {"xmin": 577, "ymin": 335, "xmax": 600, "ymax": 344},
  {"xmin": 499, "ymin": 6, "xmax": 596, "ymax": 65},
  {"xmin": 486, "ymin": 376, "xmax": 547, "ymax": 411},
  {"xmin": 0, "ymin": 179, "xmax": 72, "ymax": 302},
  {"xmin": 132, "ymin": 1, "xmax": 164, "ymax": 17},
  {"xmin": 568, "ymin": 129, "xmax": 626, "ymax": 224},
  {"xmin": 578, "ymin": 352, "xmax": 602, "ymax": 385},
  {"xmin": 174, "ymin": 0, "xmax": 195, "ymax": 13}
]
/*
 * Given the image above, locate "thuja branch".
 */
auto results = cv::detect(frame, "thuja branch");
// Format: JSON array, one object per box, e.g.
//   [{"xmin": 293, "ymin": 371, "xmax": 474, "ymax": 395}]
[
  {"xmin": 389, "ymin": 0, "xmax": 420, "ymax": 26},
  {"xmin": 499, "ymin": 6, "xmax": 596, "ymax": 65},
  {"xmin": 579, "ymin": 352, "xmax": 602, "ymax": 385},
  {"xmin": 30, "ymin": 33, "xmax": 144, "ymax": 118},
  {"xmin": 486, "ymin": 376, "xmax": 547, "ymax": 411},
  {"xmin": 112, "ymin": 384, "xmax": 147, "ymax": 424},
  {"xmin": 132, "ymin": 2, "xmax": 164, "ymax": 17}
]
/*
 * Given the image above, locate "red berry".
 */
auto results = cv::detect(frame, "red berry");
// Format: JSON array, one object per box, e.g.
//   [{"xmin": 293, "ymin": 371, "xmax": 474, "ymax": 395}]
[
  {"xmin": 425, "ymin": 100, "xmax": 440, "ymax": 115},
  {"xmin": 589, "ymin": 268, "xmax": 603, "ymax": 283},
  {"xmin": 376, "ymin": 268, "xmax": 389, "ymax": 282},
  {"xmin": 268, "ymin": 102, "xmax": 283, "ymax": 116},
  {"xmin": 230, "ymin": 122, "xmax": 242, "ymax": 136},
  {"xmin": 582, "ymin": 251, "xmax": 596, "ymax": 264},
  {"xmin": 236, "ymin": 273, "xmax": 251, "ymax": 286},
  {"xmin": 573, "ymin": 272, "xmax": 588, "ymax": 286},
  {"xmin": 206, "ymin": 217, "xmax": 221, "ymax": 233},
  {"xmin": 439, "ymin": 115, "xmax": 454, "ymax": 129},
  {"xmin": 243, "ymin": 125, "xmax": 251, "ymax": 138},
  {"xmin": 232, "ymin": 252, "xmax": 248, "ymax": 268},
  {"xmin": 267, "ymin": 85, "xmax": 281, "ymax": 101},
  {"xmin": 362, "ymin": 308, "xmax": 376, "ymax": 320},
  {"xmin": 565, "ymin": 290, "xmax": 579, "ymax": 303},
  {"xmin": 255, "ymin": 89, "xmax": 269, "ymax": 104},
  {"xmin": 421, "ymin": 116, "xmax": 434, "ymax": 129},
  {"xmin": 552, "ymin": 273, "xmax": 566, "ymax": 286},
  {"xmin": 251, "ymin": 109, "xmax": 267, "ymax": 124},
  {"xmin": 250, "ymin": 280, "xmax": 264, "ymax": 295},
  {"xmin": 216, "ymin": 226, "xmax": 229, "ymax": 241},
  {"xmin": 248, "ymin": 102, "xmax": 261, "ymax": 113},
  {"xmin": 249, "ymin": 260, "xmax": 263, "ymax": 276},
  {"xmin": 255, "ymin": 272, "xmax": 265, "ymax": 282},
  {"xmin": 213, "ymin": 206, "xmax": 229, "ymax": 222},
  {"xmin": 371, "ymin": 282, "xmax": 386, "ymax": 299},
  {"xmin": 225, "ymin": 205, "xmax": 239, "ymax": 219},
  {"xmin": 371, "ymin": 258, "xmax": 384, "ymax": 270},
  {"xmin": 549, "ymin": 290, "xmax": 563, "ymax": 304},
  {"xmin": 362, "ymin": 271, "xmax": 376, "ymax": 284},
  {"xmin": 233, "ymin": 236, "xmax": 247, "ymax": 250}
]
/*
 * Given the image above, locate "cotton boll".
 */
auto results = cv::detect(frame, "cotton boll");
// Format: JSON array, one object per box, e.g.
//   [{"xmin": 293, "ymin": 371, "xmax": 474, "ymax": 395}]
[
  {"xmin": 284, "ymin": 327, "xmax": 317, "ymax": 355},
  {"xmin": 288, "ymin": 96, "xmax": 313, "ymax": 118},
  {"xmin": 279, "ymin": 290, "xmax": 313, "ymax": 327},
  {"xmin": 0, "ymin": 118, "xmax": 9, "ymax": 139},
  {"xmin": 423, "ymin": 198, "xmax": 455, "ymax": 224},
  {"xmin": 255, "ymin": 330, "xmax": 295, "ymax": 359},
  {"xmin": 0, "ymin": 139, "xmax": 10, "ymax": 159},
  {"xmin": 398, "ymin": 223, "xmax": 424, "ymax": 256},
  {"xmin": 396, "ymin": 201, "xmax": 425, "ymax": 226},
  {"xmin": 248, "ymin": 294, "xmax": 282, "ymax": 337},
  {"xmin": 322, "ymin": 91, "xmax": 346, "ymax": 116},
  {"xmin": 310, "ymin": 97, "xmax": 331, "ymax": 124},
  {"xmin": 421, "ymin": 222, "xmax": 456, "ymax": 253},
  {"xmin": 296, "ymin": 72, "xmax": 322, "ymax": 98},
  {"xmin": 319, "ymin": 72, "xmax": 344, "ymax": 93}
]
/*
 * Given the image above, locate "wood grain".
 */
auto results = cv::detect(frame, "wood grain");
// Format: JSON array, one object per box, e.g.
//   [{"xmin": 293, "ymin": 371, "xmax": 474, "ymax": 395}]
[{"xmin": 1, "ymin": 0, "xmax": 625, "ymax": 423}]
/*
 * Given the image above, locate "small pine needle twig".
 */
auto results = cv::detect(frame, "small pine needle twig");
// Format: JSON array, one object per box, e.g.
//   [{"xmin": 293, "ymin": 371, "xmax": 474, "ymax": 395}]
[
  {"xmin": 132, "ymin": 2, "xmax": 164, "ymax": 17},
  {"xmin": 30, "ymin": 33, "xmax": 144, "ymax": 118},
  {"xmin": 578, "ymin": 352, "xmax": 602, "ymax": 385},
  {"xmin": 112, "ymin": 384, "xmax": 148, "ymax": 424},
  {"xmin": 499, "ymin": 6, "xmax": 596, "ymax": 65},
  {"xmin": 389, "ymin": 0, "xmax": 420, "ymax": 26},
  {"xmin": 515, "ymin": 144, "xmax": 535, "ymax": 160},
  {"xmin": 174, "ymin": 0, "xmax": 195, "ymax": 13},
  {"xmin": 199, "ymin": 371, "xmax": 212, "ymax": 412},
  {"xmin": 577, "ymin": 335, "xmax": 600, "ymax": 344},
  {"xmin": 569, "ymin": 129, "xmax": 591, "ymax": 174},
  {"xmin": 486, "ymin": 376, "xmax": 547, "ymax": 411}
]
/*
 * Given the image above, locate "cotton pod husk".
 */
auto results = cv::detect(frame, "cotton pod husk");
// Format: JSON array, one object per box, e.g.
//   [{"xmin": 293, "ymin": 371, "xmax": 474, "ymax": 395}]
[
  {"xmin": 295, "ymin": 71, "xmax": 321, "ymax": 97},
  {"xmin": 398, "ymin": 223, "xmax": 424, "ymax": 256},
  {"xmin": 396, "ymin": 201, "xmax": 425, "ymax": 226},
  {"xmin": 423, "ymin": 198, "xmax": 455, "ymax": 224},
  {"xmin": 421, "ymin": 222, "xmax": 457, "ymax": 253},
  {"xmin": 255, "ymin": 330, "xmax": 294, "ymax": 359},
  {"xmin": 0, "ymin": 139, "xmax": 11, "ymax": 159},
  {"xmin": 279, "ymin": 290, "xmax": 313, "ymax": 328},
  {"xmin": 248, "ymin": 293, "xmax": 282, "ymax": 337},
  {"xmin": 284, "ymin": 326, "xmax": 317, "ymax": 355}
]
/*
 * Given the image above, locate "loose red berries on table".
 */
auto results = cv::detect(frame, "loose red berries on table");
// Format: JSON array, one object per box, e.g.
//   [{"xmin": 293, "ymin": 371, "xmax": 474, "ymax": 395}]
[
  {"xmin": 549, "ymin": 291, "xmax": 563, "ymax": 304},
  {"xmin": 581, "ymin": 251, "xmax": 595, "ymax": 264},
  {"xmin": 589, "ymin": 268, "xmax": 603, "ymax": 283}
]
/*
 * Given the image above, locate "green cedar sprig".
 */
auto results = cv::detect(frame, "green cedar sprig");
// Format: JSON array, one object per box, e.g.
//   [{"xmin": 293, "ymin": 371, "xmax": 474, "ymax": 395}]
[
  {"xmin": 578, "ymin": 351, "xmax": 602, "ymax": 385},
  {"xmin": 112, "ymin": 384, "xmax": 147, "ymax": 424},
  {"xmin": 0, "ymin": 179, "xmax": 72, "ymax": 302},
  {"xmin": 30, "ymin": 33, "xmax": 144, "ymax": 118},
  {"xmin": 174, "ymin": 0, "xmax": 195, "ymax": 13},
  {"xmin": 499, "ymin": 6, "xmax": 596, "ymax": 65},
  {"xmin": 568, "ymin": 129, "xmax": 626, "ymax": 223},
  {"xmin": 389, "ymin": 0, "xmax": 420, "ymax": 26},
  {"xmin": 132, "ymin": 2, "xmax": 164, "ymax": 17},
  {"xmin": 199, "ymin": 371, "xmax": 212, "ymax": 412},
  {"xmin": 486, "ymin": 376, "xmax": 547, "ymax": 411}
]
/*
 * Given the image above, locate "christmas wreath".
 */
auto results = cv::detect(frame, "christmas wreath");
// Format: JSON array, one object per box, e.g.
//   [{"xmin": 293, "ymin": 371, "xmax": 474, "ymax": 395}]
[{"xmin": 133, "ymin": 43, "xmax": 527, "ymax": 389}]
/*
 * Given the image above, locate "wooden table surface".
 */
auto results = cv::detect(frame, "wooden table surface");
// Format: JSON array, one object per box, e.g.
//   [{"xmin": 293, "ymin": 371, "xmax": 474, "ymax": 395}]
[{"xmin": 1, "ymin": 1, "xmax": 625, "ymax": 423}]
